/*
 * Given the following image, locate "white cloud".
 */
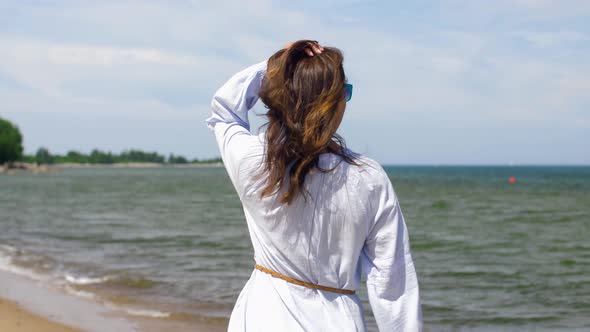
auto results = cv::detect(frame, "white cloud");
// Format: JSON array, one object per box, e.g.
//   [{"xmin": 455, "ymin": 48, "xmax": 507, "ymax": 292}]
[
  {"xmin": 0, "ymin": 36, "xmax": 242, "ymax": 103},
  {"xmin": 0, "ymin": 37, "xmax": 202, "ymax": 67},
  {"xmin": 515, "ymin": 30, "xmax": 589, "ymax": 48},
  {"xmin": 45, "ymin": 45, "xmax": 198, "ymax": 66}
]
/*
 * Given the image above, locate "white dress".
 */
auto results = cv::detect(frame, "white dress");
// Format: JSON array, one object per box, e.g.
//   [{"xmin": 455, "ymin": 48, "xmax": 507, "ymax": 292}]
[{"xmin": 206, "ymin": 60, "xmax": 422, "ymax": 332}]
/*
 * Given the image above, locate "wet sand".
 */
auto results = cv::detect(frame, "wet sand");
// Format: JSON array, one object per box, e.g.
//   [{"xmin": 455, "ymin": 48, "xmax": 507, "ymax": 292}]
[
  {"xmin": 0, "ymin": 269, "xmax": 226, "ymax": 332},
  {"xmin": 0, "ymin": 269, "xmax": 136, "ymax": 332},
  {"xmin": 0, "ymin": 298, "xmax": 83, "ymax": 332}
]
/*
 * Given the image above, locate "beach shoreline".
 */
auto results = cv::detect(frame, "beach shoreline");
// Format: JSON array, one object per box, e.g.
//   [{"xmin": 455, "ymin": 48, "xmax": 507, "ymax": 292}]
[
  {"xmin": 0, "ymin": 297, "xmax": 84, "ymax": 332},
  {"xmin": 0, "ymin": 269, "xmax": 137, "ymax": 332},
  {"xmin": 0, "ymin": 268, "xmax": 227, "ymax": 332},
  {"xmin": 54, "ymin": 162, "xmax": 223, "ymax": 168},
  {"xmin": 0, "ymin": 161, "xmax": 223, "ymax": 175}
]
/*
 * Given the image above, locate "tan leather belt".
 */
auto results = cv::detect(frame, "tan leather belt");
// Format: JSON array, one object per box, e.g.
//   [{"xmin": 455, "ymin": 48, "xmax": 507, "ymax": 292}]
[{"xmin": 254, "ymin": 264, "xmax": 355, "ymax": 295}]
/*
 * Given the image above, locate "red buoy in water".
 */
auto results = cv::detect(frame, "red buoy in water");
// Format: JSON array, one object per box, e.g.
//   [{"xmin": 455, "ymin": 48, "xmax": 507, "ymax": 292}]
[{"xmin": 509, "ymin": 177, "xmax": 516, "ymax": 184}]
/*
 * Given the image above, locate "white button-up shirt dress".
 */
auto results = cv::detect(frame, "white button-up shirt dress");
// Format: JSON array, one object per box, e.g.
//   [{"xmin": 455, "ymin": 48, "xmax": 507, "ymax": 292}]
[{"xmin": 206, "ymin": 60, "xmax": 422, "ymax": 332}]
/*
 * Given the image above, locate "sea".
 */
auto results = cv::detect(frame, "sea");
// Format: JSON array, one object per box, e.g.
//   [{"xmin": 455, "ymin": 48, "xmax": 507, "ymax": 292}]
[{"xmin": 0, "ymin": 166, "xmax": 589, "ymax": 331}]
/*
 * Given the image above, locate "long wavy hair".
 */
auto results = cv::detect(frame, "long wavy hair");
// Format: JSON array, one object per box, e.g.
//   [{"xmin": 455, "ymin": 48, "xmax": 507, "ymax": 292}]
[{"xmin": 258, "ymin": 40, "xmax": 358, "ymax": 204}]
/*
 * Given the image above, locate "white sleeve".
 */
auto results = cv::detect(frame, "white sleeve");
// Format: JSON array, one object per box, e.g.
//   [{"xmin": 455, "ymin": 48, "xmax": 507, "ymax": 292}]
[
  {"xmin": 360, "ymin": 168, "xmax": 423, "ymax": 331},
  {"xmin": 205, "ymin": 60, "xmax": 267, "ymax": 189}
]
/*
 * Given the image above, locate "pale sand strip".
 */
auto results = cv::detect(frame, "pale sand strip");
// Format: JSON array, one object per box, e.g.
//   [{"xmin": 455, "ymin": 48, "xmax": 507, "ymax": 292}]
[
  {"xmin": 0, "ymin": 297, "xmax": 83, "ymax": 332},
  {"xmin": 0, "ymin": 270, "xmax": 136, "ymax": 332},
  {"xmin": 0, "ymin": 269, "xmax": 227, "ymax": 332}
]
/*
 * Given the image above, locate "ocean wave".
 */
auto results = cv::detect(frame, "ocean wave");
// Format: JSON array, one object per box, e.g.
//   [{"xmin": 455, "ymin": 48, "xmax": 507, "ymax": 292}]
[
  {"xmin": 64, "ymin": 278, "xmax": 172, "ymax": 319},
  {"xmin": 105, "ymin": 275, "xmax": 158, "ymax": 289},
  {"xmin": 65, "ymin": 274, "xmax": 111, "ymax": 285},
  {"xmin": 0, "ymin": 244, "xmax": 17, "ymax": 254},
  {"xmin": 0, "ymin": 251, "xmax": 184, "ymax": 325},
  {"xmin": 0, "ymin": 248, "xmax": 46, "ymax": 281},
  {"xmin": 124, "ymin": 308, "xmax": 171, "ymax": 318},
  {"xmin": 64, "ymin": 285, "xmax": 98, "ymax": 300},
  {"xmin": 63, "ymin": 271, "xmax": 157, "ymax": 289}
]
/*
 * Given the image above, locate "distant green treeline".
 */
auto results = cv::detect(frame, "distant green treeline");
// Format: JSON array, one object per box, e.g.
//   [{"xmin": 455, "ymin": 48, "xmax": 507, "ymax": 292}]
[{"xmin": 21, "ymin": 147, "xmax": 222, "ymax": 165}]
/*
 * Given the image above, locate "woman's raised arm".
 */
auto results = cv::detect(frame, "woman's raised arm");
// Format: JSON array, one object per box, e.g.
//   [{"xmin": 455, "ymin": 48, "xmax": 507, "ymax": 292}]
[
  {"xmin": 206, "ymin": 60, "xmax": 267, "ymax": 133},
  {"xmin": 205, "ymin": 60, "xmax": 267, "ymax": 188}
]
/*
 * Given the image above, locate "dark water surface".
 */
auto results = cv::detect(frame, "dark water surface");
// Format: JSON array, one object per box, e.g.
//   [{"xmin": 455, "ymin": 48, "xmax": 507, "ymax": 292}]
[{"xmin": 1, "ymin": 166, "xmax": 589, "ymax": 331}]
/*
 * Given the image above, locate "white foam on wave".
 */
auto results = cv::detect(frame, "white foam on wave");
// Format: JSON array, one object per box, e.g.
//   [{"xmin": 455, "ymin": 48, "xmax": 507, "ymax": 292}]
[
  {"xmin": 124, "ymin": 308, "xmax": 171, "ymax": 318},
  {"xmin": 65, "ymin": 283, "xmax": 173, "ymax": 319},
  {"xmin": 0, "ymin": 248, "xmax": 46, "ymax": 281},
  {"xmin": 65, "ymin": 274, "xmax": 111, "ymax": 285},
  {"xmin": 1, "ymin": 243, "xmax": 171, "ymax": 324},
  {"xmin": 0, "ymin": 244, "xmax": 17, "ymax": 254},
  {"xmin": 64, "ymin": 285, "xmax": 97, "ymax": 300}
]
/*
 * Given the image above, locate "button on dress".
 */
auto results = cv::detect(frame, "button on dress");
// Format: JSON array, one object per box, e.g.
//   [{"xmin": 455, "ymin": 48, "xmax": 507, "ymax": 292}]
[{"xmin": 206, "ymin": 60, "xmax": 422, "ymax": 332}]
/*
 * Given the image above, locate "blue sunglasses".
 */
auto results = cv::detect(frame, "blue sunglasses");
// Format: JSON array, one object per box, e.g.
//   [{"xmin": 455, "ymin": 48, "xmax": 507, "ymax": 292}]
[{"xmin": 344, "ymin": 83, "xmax": 353, "ymax": 102}]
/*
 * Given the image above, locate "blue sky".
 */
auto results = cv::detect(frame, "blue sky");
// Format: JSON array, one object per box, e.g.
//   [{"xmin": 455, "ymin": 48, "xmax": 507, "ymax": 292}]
[{"xmin": 0, "ymin": 0, "xmax": 588, "ymax": 165}]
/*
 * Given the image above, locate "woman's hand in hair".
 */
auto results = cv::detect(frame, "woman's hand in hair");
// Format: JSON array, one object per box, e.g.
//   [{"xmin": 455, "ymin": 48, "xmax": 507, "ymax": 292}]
[{"xmin": 283, "ymin": 41, "xmax": 324, "ymax": 56}]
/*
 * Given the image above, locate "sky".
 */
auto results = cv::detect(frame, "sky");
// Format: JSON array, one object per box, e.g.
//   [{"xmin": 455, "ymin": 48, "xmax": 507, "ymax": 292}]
[{"xmin": 0, "ymin": 0, "xmax": 588, "ymax": 165}]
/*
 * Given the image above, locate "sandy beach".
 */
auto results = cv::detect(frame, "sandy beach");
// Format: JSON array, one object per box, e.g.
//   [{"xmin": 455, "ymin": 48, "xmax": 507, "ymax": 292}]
[
  {"xmin": 0, "ymin": 267, "xmax": 227, "ymax": 332},
  {"xmin": 0, "ymin": 161, "xmax": 224, "ymax": 175},
  {"xmin": 0, "ymin": 298, "xmax": 83, "ymax": 332},
  {"xmin": 53, "ymin": 162, "xmax": 223, "ymax": 168},
  {"xmin": 0, "ymin": 269, "xmax": 138, "ymax": 332}
]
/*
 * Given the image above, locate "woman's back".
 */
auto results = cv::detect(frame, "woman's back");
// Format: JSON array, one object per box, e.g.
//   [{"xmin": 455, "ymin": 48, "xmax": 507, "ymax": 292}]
[
  {"xmin": 238, "ymin": 141, "xmax": 384, "ymax": 289},
  {"xmin": 206, "ymin": 41, "xmax": 422, "ymax": 331}
]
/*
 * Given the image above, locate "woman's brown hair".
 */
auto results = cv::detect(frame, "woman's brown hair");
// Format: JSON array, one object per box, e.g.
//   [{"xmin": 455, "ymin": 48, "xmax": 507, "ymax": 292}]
[{"xmin": 258, "ymin": 40, "xmax": 357, "ymax": 204}]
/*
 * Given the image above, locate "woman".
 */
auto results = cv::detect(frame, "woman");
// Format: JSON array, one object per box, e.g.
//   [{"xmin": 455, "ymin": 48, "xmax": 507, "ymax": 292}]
[{"xmin": 206, "ymin": 40, "xmax": 422, "ymax": 331}]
